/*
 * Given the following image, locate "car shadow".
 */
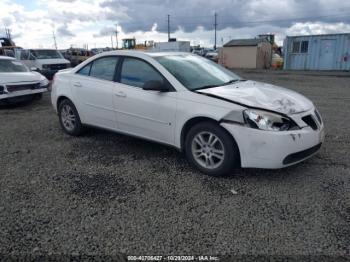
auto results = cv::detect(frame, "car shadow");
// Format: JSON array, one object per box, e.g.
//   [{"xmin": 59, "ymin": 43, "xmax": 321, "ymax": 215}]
[
  {"xmin": 73, "ymin": 127, "xmax": 184, "ymax": 165},
  {"xmin": 78, "ymin": 127, "xmax": 307, "ymax": 181},
  {"xmin": 0, "ymin": 98, "xmax": 37, "ymax": 109}
]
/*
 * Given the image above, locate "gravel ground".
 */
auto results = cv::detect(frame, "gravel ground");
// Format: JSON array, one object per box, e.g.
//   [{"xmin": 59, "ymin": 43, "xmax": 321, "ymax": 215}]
[{"xmin": 0, "ymin": 70, "xmax": 349, "ymax": 259}]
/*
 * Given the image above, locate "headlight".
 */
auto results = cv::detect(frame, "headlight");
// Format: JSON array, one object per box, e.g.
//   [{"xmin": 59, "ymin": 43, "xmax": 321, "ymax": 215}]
[
  {"xmin": 243, "ymin": 109, "xmax": 299, "ymax": 131},
  {"xmin": 39, "ymin": 78, "xmax": 49, "ymax": 87}
]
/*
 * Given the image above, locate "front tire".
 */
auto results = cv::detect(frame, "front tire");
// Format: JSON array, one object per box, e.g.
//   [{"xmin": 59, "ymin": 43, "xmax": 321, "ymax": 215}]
[
  {"xmin": 58, "ymin": 99, "xmax": 84, "ymax": 136},
  {"xmin": 185, "ymin": 121, "xmax": 240, "ymax": 176}
]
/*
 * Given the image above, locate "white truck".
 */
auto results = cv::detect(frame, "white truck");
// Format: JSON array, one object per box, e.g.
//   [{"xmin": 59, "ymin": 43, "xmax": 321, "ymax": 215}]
[
  {"xmin": 15, "ymin": 49, "xmax": 70, "ymax": 79},
  {"xmin": 0, "ymin": 56, "xmax": 48, "ymax": 104}
]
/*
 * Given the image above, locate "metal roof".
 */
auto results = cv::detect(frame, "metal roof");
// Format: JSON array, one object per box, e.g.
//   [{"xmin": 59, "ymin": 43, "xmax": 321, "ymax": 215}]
[
  {"xmin": 223, "ymin": 38, "xmax": 268, "ymax": 47},
  {"xmin": 286, "ymin": 32, "xmax": 350, "ymax": 39}
]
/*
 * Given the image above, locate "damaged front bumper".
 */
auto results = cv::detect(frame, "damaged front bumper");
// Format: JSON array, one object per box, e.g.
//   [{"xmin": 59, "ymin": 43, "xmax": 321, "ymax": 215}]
[
  {"xmin": 221, "ymin": 109, "xmax": 325, "ymax": 169},
  {"xmin": 0, "ymin": 88, "xmax": 48, "ymax": 100}
]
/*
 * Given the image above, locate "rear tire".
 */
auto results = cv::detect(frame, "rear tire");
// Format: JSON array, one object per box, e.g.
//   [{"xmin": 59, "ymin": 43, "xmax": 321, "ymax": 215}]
[
  {"xmin": 185, "ymin": 121, "xmax": 240, "ymax": 176},
  {"xmin": 58, "ymin": 99, "xmax": 84, "ymax": 136}
]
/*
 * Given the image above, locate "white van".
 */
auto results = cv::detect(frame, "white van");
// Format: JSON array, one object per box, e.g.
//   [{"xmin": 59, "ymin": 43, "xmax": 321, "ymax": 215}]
[{"xmin": 16, "ymin": 49, "xmax": 70, "ymax": 79}]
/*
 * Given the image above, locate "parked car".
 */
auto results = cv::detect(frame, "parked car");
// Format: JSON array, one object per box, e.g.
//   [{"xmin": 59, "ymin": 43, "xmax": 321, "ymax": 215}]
[
  {"xmin": 205, "ymin": 51, "xmax": 218, "ymax": 62},
  {"xmin": 0, "ymin": 47, "xmax": 16, "ymax": 57},
  {"xmin": 191, "ymin": 47, "xmax": 204, "ymax": 56},
  {"xmin": 90, "ymin": 47, "xmax": 114, "ymax": 56},
  {"xmin": 15, "ymin": 49, "xmax": 70, "ymax": 79},
  {"xmin": 51, "ymin": 51, "xmax": 324, "ymax": 176},
  {"xmin": 62, "ymin": 48, "xmax": 92, "ymax": 67},
  {"xmin": 0, "ymin": 56, "xmax": 48, "ymax": 104}
]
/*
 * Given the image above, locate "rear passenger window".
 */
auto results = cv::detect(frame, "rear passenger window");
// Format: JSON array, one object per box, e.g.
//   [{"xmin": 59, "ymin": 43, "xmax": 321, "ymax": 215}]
[
  {"xmin": 90, "ymin": 56, "xmax": 119, "ymax": 81},
  {"xmin": 120, "ymin": 58, "xmax": 163, "ymax": 88},
  {"xmin": 77, "ymin": 63, "xmax": 91, "ymax": 76}
]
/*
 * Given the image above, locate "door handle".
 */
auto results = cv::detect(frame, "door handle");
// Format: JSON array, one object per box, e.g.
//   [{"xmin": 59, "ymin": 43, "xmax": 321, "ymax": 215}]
[
  {"xmin": 115, "ymin": 91, "xmax": 127, "ymax": 98},
  {"xmin": 73, "ymin": 82, "xmax": 82, "ymax": 87}
]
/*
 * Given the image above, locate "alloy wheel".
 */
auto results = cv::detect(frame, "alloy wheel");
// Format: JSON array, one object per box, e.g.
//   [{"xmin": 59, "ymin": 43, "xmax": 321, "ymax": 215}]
[
  {"xmin": 60, "ymin": 104, "xmax": 76, "ymax": 131},
  {"xmin": 191, "ymin": 131, "xmax": 225, "ymax": 169}
]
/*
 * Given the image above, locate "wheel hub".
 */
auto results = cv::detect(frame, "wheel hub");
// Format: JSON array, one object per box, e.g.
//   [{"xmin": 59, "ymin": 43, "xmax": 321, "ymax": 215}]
[
  {"xmin": 191, "ymin": 131, "xmax": 225, "ymax": 170},
  {"xmin": 61, "ymin": 104, "xmax": 76, "ymax": 131}
]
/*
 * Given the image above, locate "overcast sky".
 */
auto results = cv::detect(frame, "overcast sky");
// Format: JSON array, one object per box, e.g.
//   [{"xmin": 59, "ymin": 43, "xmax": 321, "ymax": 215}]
[{"xmin": 1, "ymin": 0, "xmax": 350, "ymax": 49}]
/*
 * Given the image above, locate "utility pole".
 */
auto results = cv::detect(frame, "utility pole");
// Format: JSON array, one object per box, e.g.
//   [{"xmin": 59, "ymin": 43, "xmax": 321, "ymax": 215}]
[
  {"xmin": 111, "ymin": 35, "xmax": 114, "ymax": 49},
  {"xmin": 52, "ymin": 30, "xmax": 58, "ymax": 50},
  {"xmin": 5, "ymin": 28, "xmax": 11, "ymax": 41},
  {"xmin": 115, "ymin": 30, "xmax": 118, "ymax": 49},
  {"xmin": 214, "ymin": 12, "xmax": 217, "ymax": 50},
  {"xmin": 167, "ymin": 14, "xmax": 170, "ymax": 41}
]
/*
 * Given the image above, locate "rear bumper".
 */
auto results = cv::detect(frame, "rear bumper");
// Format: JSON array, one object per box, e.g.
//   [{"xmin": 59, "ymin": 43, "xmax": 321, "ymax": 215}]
[
  {"xmin": 0, "ymin": 88, "xmax": 47, "ymax": 100},
  {"xmin": 221, "ymin": 123, "xmax": 325, "ymax": 169}
]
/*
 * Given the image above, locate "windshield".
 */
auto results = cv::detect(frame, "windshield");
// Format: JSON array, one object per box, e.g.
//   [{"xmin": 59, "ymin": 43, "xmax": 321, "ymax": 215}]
[
  {"xmin": 30, "ymin": 49, "xmax": 63, "ymax": 59},
  {"xmin": 0, "ymin": 59, "xmax": 29, "ymax": 73},
  {"xmin": 155, "ymin": 54, "xmax": 240, "ymax": 91}
]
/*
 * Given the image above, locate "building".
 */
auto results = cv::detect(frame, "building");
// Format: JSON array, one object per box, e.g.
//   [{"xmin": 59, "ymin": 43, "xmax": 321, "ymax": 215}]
[
  {"xmin": 218, "ymin": 38, "xmax": 272, "ymax": 69},
  {"xmin": 283, "ymin": 33, "xmax": 350, "ymax": 70}
]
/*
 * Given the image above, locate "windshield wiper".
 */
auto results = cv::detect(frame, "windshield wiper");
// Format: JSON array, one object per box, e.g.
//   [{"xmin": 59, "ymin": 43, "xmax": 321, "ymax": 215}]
[
  {"xmin": 222, "ymin": 79, "xmax": 246, "ymax": 85},
  {"xmin": 194, "ymin": 79, "xmax": 247, "ymax": 91}
]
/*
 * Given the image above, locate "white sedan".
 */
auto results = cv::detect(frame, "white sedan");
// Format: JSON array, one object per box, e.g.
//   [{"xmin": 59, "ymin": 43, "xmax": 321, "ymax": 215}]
[
  {"xmin": 0, "ymin": 56, "xmax": 49, "ymax": 104},
  {"xmin": 51, "ymin": 51, "xmax": 325, "ymax": 176}
]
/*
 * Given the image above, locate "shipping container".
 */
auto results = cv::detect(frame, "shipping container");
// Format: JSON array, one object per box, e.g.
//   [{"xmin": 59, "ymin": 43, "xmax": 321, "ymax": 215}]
[{"xmin": 283, "ymin": 33, "xmax": 350, "ymax": 70}]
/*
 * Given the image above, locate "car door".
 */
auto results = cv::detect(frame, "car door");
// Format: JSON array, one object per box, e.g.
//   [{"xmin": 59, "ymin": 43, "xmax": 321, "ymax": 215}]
[
  {"xmin": 72, "ymin": 56, "xmax": 120, "ymax": 129},
  {"xmin": 113, "ymin": 57, "xmax": 177, "ymax": 145},
  {"xmin": 319, "ymin": 39, "xmax": 336, "ymax": 70}
]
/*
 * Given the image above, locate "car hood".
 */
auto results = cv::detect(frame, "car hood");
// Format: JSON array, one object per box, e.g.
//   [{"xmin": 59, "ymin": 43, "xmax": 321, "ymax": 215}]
[
  {"xmin": 37, "ymin": 58, "xmax": 70, "ymax": 66},
  {"xmin": 197, "ymin": 80, "xmax": 314, "ymax": 114},
  {"xmin": 0, "ymin": 72, "xmax": 43, "ymax": 85}
]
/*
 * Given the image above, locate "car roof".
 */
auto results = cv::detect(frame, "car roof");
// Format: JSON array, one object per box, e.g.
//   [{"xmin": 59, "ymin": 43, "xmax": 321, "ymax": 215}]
[
  {"xmin": 95, "ymin": 50, "xmax": 193, "ymax": 58},
  {"xmin": 25, "ymin": 49, "xmax": 58, "ymax": 51},
  {"xmin": 0, "ymin": 55, "xmax": 15, "ymax": 60}
]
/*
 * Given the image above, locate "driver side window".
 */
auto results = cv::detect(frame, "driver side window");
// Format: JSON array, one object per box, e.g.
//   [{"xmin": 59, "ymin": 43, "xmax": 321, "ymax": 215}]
[{"xmin": 120, "ymin": 58, "xmax": 163, "ymax": 88}]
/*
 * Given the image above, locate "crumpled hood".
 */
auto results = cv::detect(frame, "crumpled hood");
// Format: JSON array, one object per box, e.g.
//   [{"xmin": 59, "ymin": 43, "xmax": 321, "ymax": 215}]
[
  {"xmin": 197, "ymin": 80, "xmax": 314, "ymax": 114},
  {"xmin": 0, "ymin": 72, "xmax": 44, "ymax": 85}
]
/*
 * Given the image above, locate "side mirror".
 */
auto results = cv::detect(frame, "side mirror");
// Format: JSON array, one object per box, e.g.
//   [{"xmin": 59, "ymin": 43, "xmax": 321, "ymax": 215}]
[
  {"xmin": 142, "ymin": 80, "xmax": 169, "ymax": 92},
  {"xmin": 30, "ymin": 67, "xmax": 39, "ymax": 71}
]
